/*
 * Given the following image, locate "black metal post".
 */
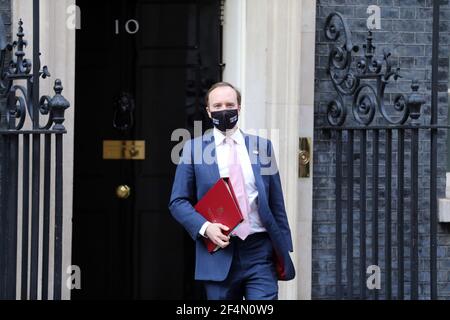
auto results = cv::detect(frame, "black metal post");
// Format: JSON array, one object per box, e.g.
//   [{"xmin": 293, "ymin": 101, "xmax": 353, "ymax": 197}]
[
  {"xmin": 385, "ymin": 129, "xmax": 392, "ymax": 300},
  {"xmin": 30, "ymin": 0, "xmax": 41, "ymax": 300},
  {"xmin": 0, "ymin": 137, "xmax": 6, "ymax": 299},
  {"xmin": 54, "ymin": 133, "xmax": 63, "ymax": 300},
  {"xmin": 32, "ymin": 0, "xmax": 39, "ymax": 129},
  {"xmin": 30, "ymin": 133, "xmax": 40, "ymax": 300},
  {"xmin": 31, "ymin": 111, "xmax": 42, "ymax": 300},
  {"xmin": 372, "ymin": 129, "xmax": 379, "ymax": 300},
  {"xmin": 411, "ymin": 128, "xmax": 419, "ymax": 300},
  {"xmin": 360, "ymin": 130, "xmax": 367, "ymax": 299},
  {"xmin": 397, "ymin": 129, "xmax": 405, "ymax": 300},
  {"xmin": 49, "ymin": 79, "xmax": 69, "ymax": 300},
  {"xmin": 346, "ymin": 130, "xmax": 354, "ymax": 299},
  {"xmin": 42, "ymin": 134, "xmax": 51, "ymax": 300},
  {"xmin": 21, "ymin": 134, "xmax": 30, "ymax": 300},
  {"xmin": 6, "ymin": 134, "xmax": 18, "ymax": 299},
  {"xmin": 336, "ymin": 131, "xmax": 343, "ymax": 299},
  {"xmin": 430, "ymin": 0, "xmax": 440, "ymax": 300}
]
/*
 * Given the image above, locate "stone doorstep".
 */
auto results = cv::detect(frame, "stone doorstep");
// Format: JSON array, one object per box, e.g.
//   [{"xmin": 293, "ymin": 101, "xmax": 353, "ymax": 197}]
[
  {"xmin": 447, "ymin": 173, "xmax": 450, "ymax": 198},
  {"xmin": 439, "ymin": 198, "xmax": 450, "ymax": 223}
]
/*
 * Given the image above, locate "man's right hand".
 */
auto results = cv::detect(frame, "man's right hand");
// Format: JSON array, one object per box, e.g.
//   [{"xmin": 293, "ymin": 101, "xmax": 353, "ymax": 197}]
[{"xmin": 205, "ymin": 223, "xmax": 230, "ymax": 249}]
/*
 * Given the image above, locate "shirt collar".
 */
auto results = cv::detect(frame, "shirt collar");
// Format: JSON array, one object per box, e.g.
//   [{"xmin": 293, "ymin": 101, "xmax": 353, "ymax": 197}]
[{"xmin": 213, "ymin": 127, "xmax": 245, "ymax": 146}]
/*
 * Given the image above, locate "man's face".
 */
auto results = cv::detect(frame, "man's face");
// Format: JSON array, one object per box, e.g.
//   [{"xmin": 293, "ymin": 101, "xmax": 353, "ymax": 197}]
[{"xmin": 206, "ymin": 86, "xmax": 240, "ymax": 119}]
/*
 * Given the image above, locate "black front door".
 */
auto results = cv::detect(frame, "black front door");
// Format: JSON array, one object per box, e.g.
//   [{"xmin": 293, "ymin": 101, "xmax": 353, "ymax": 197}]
[{"xmin": 72, "ymin": 0, "xmax": 221, "ymax": 299}]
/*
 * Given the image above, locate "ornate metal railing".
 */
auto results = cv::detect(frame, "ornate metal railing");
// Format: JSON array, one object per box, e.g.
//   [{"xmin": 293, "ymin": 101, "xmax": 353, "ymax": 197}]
[
  {"xmin": 316, "ymin": 8, "xmax": 445, "ymax": 300},
  {"xmin": 0, "ymin": 0, "xmax": 69, "ymax": 300},
  {"xmin": 324, "ymin": 11, "xmax": 424, "ymax": 128}
]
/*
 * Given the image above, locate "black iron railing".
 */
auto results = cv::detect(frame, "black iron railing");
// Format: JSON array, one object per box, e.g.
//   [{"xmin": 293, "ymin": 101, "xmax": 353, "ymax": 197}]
[
  {"xmin": 0, "ymin": 0, "xmax": 69, "ymax": 300},
  {"xmin": 316, "ymin": 6, "xmax": 445, "ymax": 300}
]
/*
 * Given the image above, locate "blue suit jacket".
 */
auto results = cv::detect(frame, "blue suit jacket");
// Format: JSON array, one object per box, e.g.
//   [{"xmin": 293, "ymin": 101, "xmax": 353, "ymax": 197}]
[{"xmin": 168, "ymin": 130, "xmax": 295, "ymax": 281}]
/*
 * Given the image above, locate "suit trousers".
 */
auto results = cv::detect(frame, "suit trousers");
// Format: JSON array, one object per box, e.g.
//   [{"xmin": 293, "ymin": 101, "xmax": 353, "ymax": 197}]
[{"xmin": 202, "ymin": 232, "xmax": 278, "ymax": 300}]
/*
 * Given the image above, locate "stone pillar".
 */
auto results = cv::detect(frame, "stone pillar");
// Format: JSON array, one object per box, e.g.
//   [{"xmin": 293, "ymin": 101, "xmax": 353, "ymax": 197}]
[
  {"xmin": 13, "ymin": 0, "xmax": 75, "ymax": 300},
  {"xmin": 224, "ymin": 0, "xmax": 316, "ymax": 299}
]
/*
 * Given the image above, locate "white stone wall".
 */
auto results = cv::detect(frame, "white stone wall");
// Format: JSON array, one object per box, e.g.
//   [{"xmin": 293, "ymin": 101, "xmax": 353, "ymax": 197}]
[
  {"xmin": 224, "ymin": 0, "xmax": 316, "ymax": 300},
  {"xmin": 13, "ymin": 0, "xmax": 75, "ymax": 300}
]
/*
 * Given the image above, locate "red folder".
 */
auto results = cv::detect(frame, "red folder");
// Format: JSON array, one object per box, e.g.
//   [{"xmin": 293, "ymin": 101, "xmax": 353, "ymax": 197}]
[{"xmin": 194, "ymin": 178, "xmax": 244, "ymax": 253}]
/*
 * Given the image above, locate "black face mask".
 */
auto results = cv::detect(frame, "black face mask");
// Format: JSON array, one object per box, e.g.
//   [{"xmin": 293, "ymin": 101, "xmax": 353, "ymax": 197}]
[{"xmin": 210, "ymin": 109, "xmax": 239, "ymax": 132}]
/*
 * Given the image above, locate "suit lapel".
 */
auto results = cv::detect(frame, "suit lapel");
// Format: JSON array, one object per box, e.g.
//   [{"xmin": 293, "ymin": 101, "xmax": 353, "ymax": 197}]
[
  {"xmin": 202, "ymin": 130, "xmax": 220, "ymax": 182},
  {"xmin": 203, "ymin": 130, "xmax": 266, "ymax": 198}
]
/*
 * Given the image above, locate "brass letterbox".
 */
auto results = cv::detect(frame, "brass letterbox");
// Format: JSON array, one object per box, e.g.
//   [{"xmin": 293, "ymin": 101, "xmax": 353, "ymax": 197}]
[{"xmin": 103, "ymin": 140, "xmax": 146, "ymax": 160}]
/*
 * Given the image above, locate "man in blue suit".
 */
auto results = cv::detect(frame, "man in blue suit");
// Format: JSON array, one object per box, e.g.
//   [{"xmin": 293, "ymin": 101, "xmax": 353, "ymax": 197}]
[{"xmin": 169, "ymin": 82, "xmax": 295, "ymax": 300}]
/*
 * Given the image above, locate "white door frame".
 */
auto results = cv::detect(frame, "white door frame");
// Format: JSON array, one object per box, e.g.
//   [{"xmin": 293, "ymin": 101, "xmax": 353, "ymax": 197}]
[{"xmin": 223, "ymin": 0, "xmax": 316, "ymax": 300}]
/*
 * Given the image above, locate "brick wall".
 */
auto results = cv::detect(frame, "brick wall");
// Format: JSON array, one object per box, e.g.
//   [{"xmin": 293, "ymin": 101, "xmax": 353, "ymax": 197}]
[
  {"xmin": 313, "ymin": 0, "xmax": 450, "ymax": 299},
  {"xmin": 0, "ymin": 0, "xmax": 12, "ymax": 218},
  {"xmin": 0, "ymin": 0, "xmax": 11, "ymax": 127}
]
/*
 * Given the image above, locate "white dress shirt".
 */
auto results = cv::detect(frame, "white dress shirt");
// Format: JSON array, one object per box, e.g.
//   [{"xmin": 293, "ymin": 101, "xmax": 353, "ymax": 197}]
[{"xmin": 199, "ymin": 127, "xmax": 266, "ymax": 237}]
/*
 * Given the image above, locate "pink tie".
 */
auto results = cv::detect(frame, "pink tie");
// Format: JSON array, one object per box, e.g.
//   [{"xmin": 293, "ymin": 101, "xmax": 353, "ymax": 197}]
[{"xmin": 226, "ymin": 137, "xmax": 251, "ymax": 240}]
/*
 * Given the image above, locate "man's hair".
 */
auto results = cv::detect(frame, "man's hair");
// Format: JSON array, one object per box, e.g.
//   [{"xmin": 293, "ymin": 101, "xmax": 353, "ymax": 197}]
[{"xmin": 205, "ymin": 82, "xmax": 241, "ymax": 109}]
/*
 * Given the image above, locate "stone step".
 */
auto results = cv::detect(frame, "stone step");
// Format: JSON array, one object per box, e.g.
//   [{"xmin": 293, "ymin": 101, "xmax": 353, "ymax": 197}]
[
  {"xmin": 439, "ymin": 198, "xmax": 450, "ymax": 223},
  {"xmin": 447, "ymin": 172, "xmax": 450, "ymax": 198},
  {"xmin": 438, "ymin": 173, "xmax": 450, "ymax": 222}
]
